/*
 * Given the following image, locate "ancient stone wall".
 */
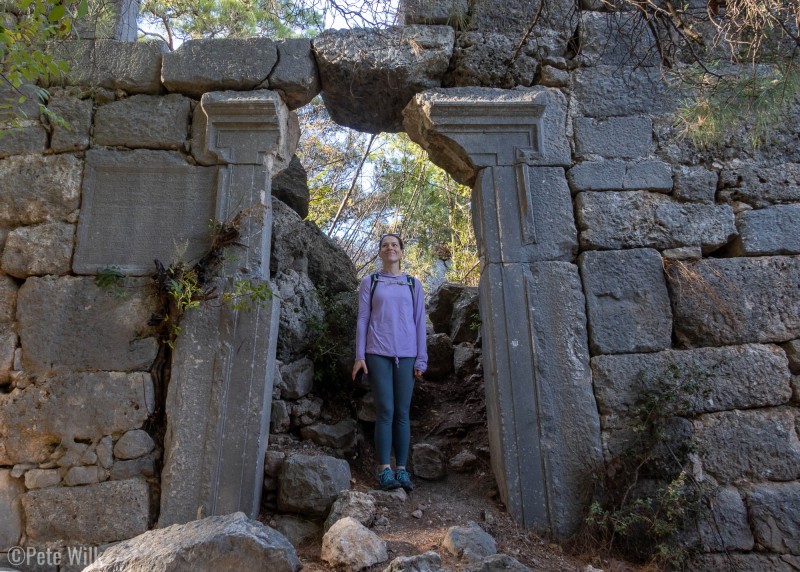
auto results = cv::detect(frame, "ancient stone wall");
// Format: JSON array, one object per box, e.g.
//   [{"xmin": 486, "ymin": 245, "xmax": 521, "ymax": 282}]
[{"xmin": 1, "ymin": 0, "xmax": 799, "ymax": 567}]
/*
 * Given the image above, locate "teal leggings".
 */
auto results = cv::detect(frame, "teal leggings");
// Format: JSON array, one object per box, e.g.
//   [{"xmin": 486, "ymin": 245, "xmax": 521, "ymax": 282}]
[{"xmin": 365, "ymin": 354, "xmax": 415, "ymax": 467}]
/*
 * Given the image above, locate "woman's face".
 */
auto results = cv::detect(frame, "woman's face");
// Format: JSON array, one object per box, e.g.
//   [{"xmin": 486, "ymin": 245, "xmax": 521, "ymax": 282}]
[{"xmin": 379, "ymin": 235, "xmax": 403, "ymax": 265}]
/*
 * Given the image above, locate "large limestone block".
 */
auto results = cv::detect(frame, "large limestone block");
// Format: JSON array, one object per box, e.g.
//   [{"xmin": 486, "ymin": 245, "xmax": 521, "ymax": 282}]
[
  {"xmin": 267, "ymin": 39, "xmax": 320, "ymax": 110},
  {"xmin": 577, "ymin": 12, "xmax": 659, "ymax": 67},
  {"xmin": 23, "ymin": 479, "xmax": 150, "ymax": 544},
  {"xmin": 17, "ymin": 276, "xmax": 159, "ymax": 372},
  {"xmin": 162, "ymin": 38, "xmax": 278, "ymax": 98},
  {"xmin": 746, "ymin": 482, "xmax": 800, "ymax": 554},
  {"xmin": 693, "ymin": 408, "xmax": 800, "ymax": 484},
  {"xmin": 469, "ymin": 0, "xmax": 575, "ymax": 40},
  {"xmin": 313, "ymin": 26, "xmax": 454, "ymax": 133},
  {"xmin": 0, "ymin": 154, "xmax": 83, "ymax": 226},
  {"xmin": 592, "ymin": 344, "xmax": 792, "ymax": 427},
  {"xmin": 273, "ymin": 270, "xmax": 324, "ymax": 360},
  {"xmin": 0, "ymin": 122, "xmax": 47, "ymax": 158},
  {"xmin": 400, "ymin": 0, "xmax": 468, "ymax": 25},
  {"xmin": 53, "ymin": 40, "xmax": 167, "ymax": 93},
  {"xmin": 0, "ymin": 273, "xmax": 18, "ymax": 323},
  {"xmin": 444, "ymin": 32, "xmax": 538, "ymax": 89},
  {"xmin": 271, "ymin": 157, "xmax": 310, "ymax": 219},
  {"xmin": 567, "ymin": 159, "xmax": 672, "ymax": 192},
  {"xmin": 94, "ymin": 94, "xmax": 191, "ymax": 149},
  {"xmin": 576, "ymin": 191, "xmax": 736, "ymax": 252},
  {"xmin": 404, "ymin": 87, "xmax": 571, "ymax": 186},
  {"xmin": 1, "ymin": 222, "xmax": 75, "ymax": 278},
  {"xmin": 0, "ymin": 469, "xmax": 24, "ymax": 549},
  {"xmin": 0, "ymin": 371, "xmax": 153, "ymax": 464},
  {"xmin": 321, "ymin": 517, "xmax": 387, "ymax": 570},
  {"xmin": 48, "ymin": 94, "xmax": 93, "ymax": 152},
  {"xmin": 720, "ymin": 161, "xmax": 800, "ymax": 207},
  {"xmin": 579, "ymin": 248, "xmax": 672, "ymax": 355},
  {"xmin": 574, "ymin": 116, "xmax": 654, "ymax": 159},
  {"xmin": 0, "ymin": 83, "xmax": 42, "ymax": 122},
  {"xmin": 667, "ymin": 256, "xmax": 800, "ymax": 347},
  {"xmin": 85, "ymin": 512, "xmax": 301, "ymax": 572},
  {"xmin": 693, "ymin": 487, "xmax": 754, "ymax": 552},
  {"xmin": 730, "ymin": 204, "xmax": 800, "ymax": 256},
  {"xmin": 572, "ymin": 66, "xmax": 683, "ymax": 117},
  {"xmin": 277, "ymin": 454, "xmax": 351, "ymax": 516},
  {"xmin": 674, "ymin": 165, "xmax": 717, "ymax": 203}
]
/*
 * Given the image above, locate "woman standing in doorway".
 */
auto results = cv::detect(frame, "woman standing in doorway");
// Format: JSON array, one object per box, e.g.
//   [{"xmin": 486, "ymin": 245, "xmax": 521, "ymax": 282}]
[{"xmin": 352, "ymin": 233, "xmax": 427, "ymax": 492}]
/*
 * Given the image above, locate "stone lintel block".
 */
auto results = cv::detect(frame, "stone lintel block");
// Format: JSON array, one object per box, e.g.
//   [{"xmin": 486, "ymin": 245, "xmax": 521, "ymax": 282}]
[
  {"xmin": 17, "ymin": 275, "xmax": 159, "ymax": 372},
  {"xmin": 267, "ymin": 38, "xmax": 320, "ymax": 110},
  {"xmin": 48, "ymin": 95, "xmax": 93, "ymax": 152},
  {"xmin": 404, "ymin": 87, "xmax": 570, "ymax": 187},
  {"xmin": 52, "ymin": 40, "xmax": 167, "ymax": 93},
  {"xmin": 674, "ymin": 165, "xmax": 717, "ymax": 203},
  {"xmin": 479, "ymin": 261, "xmax": 602, "ymax": 538},
  {"xmin": 23, "ymin": 479, "xmax": 149, "ymax": 544},
  {"xmin": 592, "ymin": 344, "xmax": 792, "ymax": 427},
  {"xmin": 1, "ymin": 222, "xmax": 75, "ymax": 278},
  {"xmin": 0, "ymin": 122, "xmax": 48, "ymax": 159},
  {"xmin": 162, "ymin": 38, "xmax": 278, "ymax": 98},
  {"xmin": 0, "ymin": 371, "xmax": 154, "ymax": 464},
  {"xmin": 73, "ymin": 149, "xmax": 218, "ymax": 276},
  {"xmin": 574, "ymin": 115, "xmax": 653, "ymax": 159},
  {"xmin": 729, "ymin": 205, "xmax": 800, "ymax": 256},
  {"xmin": 0, "ymin": 468, "xmax": 25, "ymax": 549},
  {"xmin": 93, "ymin": 93, "xmax": 191, "ymax": 149},
  {"xmin": 0, "ymin": 153, "xmax": 82, "ymax": 227},
  {"xmin": 399, "ymin": 0, "xmax": 469, "ymax": 25},
  {"xmin": 579, "ymin": 248, "xmax": 672, "ymax": 355},
  {"xmin": 693, "ymin": 407, "xmax": 800, "ymax": 484},
  {"xmin": 576, "ymin": 191, "xmax": 736, "ymax": 252},
  {"xmin": 746, "ymin": 482, "xmax": 800, "ymax": 554},
  {"xmin": 474, "ymin": 166, "xmax": 577, "ymax": 264},
  {"xmin": 572, "ymin": 65, "xmax": 683, "ymax": 117},
  {"xmin": 667, "ymin": 256, "xmax": 800, "ymax": 347}
]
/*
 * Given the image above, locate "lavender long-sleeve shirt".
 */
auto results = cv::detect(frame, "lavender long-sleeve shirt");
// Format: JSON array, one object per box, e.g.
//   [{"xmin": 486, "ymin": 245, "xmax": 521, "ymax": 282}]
[{"xmin": 355, "ymin": 271, "xmax": 428, "ymax": 372}]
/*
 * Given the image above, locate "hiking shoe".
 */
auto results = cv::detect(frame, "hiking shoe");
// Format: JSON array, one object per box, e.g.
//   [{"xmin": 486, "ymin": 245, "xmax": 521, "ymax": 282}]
[
  {"xmin": 378, "ymin": 467, "xmax": 402, "ymax": 491},
  {"xmin": 395, "ymin": 468, "xmax": 415, "ymax": 492}
]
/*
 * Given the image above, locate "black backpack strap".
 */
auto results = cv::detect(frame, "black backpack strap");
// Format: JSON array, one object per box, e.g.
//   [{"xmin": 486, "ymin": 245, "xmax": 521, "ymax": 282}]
[
  {"xmin": 369, "ymin": 273, "xmax": 379, "ymax": 308},
  {"xmin": 406, "ymin": 275, "xmax": 416, "ymax": 308}
]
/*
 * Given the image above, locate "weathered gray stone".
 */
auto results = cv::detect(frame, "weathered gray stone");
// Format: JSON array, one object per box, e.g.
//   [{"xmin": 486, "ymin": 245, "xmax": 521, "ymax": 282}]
[
  {"xmin": 110, "ymin": 455, "xmax": 157, "ymax": 480},
  {"xmin": 321, "ymin": 517, "xmax": 387, "ymax": 571},
  {"xmin": 576, "ymin": 191, "xmax": 736, "ymax": 252},
  {"xmin": 454, "ymin": 343, "xmax": 479, "ymax": 378},
  {"xmin": 674, "ymin": 165, "xmax": 717, "ymax": 203},
  {"xmin": 96, "ymin": 436, "xmax": 114, "ymax": 469},
  {"xmin": 693, "ymin": 408, "xmax": 800, "ymax": 484},
  {"xmin": 114, "ymin": 429, "xmax": 156, "ymax": 460},
  {"xmin": 572, "ymin": 65, "xmax": 681, "ymax": 117},
  {"xmin": 463, "ymin": 554, "xmax": 532, "ymax": 572},
  {"xmin": 24, "ymin": 468, "xmax": 61, "ymax": 490},
  {"xmin": 667, "ymin": 256, "xmax": 800, "ymax": 347},
  {"xmin": 314, "ymin": 26, "xmax": 454, "ymax": 133},
  {"xmin": 444, "ymin": 32, "xmax": 538, "ymax": 89},
  {"xmin": 84, "ymin": 512, "xmax": 301, "ymax": 572},
  {"xmin": 278, "ymin": 357, "xmax": 314, "ymax": 399},
  {"xmin": 0, "ymin": 371, "xmax": 153, "ymax": 464},
  {"xmin": 290, "ymin": 396, "xmax": 323, "ymax": 424},
  {"xmin": 0, "ymin": 274, "xmax": 16, "ymax": 323},
  {"xmin": 271, "ymin": 156, "xmax": 310, "ymax": 219},
  {"xmin": 162, "ymin": 38, "xmax": 278, "ymax": 98},
  {"xmin": 369, "ymin": 487, "xmax": 408, "ymax": 507},
  {"xmin": 0, "ymin": 121, "xmax": 48, "ymax": 158},
  {"xmin": 469, "ymin": 0, "xmax": 575, "ymax": 40},
  {"xmin": 54, "ymin": 40, "xmax": 167, "ymax": 94},
  {"xmin": 17, "ymin": 276, "xmax": 158, "ymax": 372},
  {"xmin": 23, "ymin": 479, "xmax": 149, "ymax": 544},
  {"xmin": 746, "ymin": 482, "xmax": 800, "ymax": 554},
  {"xmin": 400, "ymin": 0, "xmax": 467, "ymax": 25},
  {"xmin": 274, "ymin": 270, "xmax": 324, "ymax": 360},
  {"xmin": 663, "ymin": 247, "xmax": 702, "ymax": 263},
  {"xmin": 273, "ymin": 515, "xmax": 320, "ymax": 548},
  {"xmin": 730, "ymin": 205, "xmax": 800, "ymax": 256},
  {"xmin": 0, "ymin": 222, "xmax": 75, "ymax": 278},
  {"xmin": 450, "ymin": 287, "xmax": 480, "ymax": 343},
  {"xmin": 593, "ymin": 345, "xmax": 792, "ymax": 430},
  {"xmin": 0, "ymin": 153, "xmax": 82, "ymax": 226},
  {"xmin": 785, "ymin": 340, "xmax": 800, "ymax": 374},
  {"xmin": 426, "ymin": 333, "xmax": 454, "ymax": 380},
  {"xmin": 357, "ymin": 392, "xmax": 377, "ymax": 422},
  {"xmin": 578, "ymin": 11, "xmax": 659, "ymax": 67},
  {"xmin": 623, "ymin": 160, "xmax": 673, "ymax": 191},
  {"xmin": 384, "ymin": 550, "xmax": 442, "ymax": 572},
  {"xmin": 93, "ymin": 94, "xmax": 191, "ymax": 149},
  {"xmin": 688, "ymin": 554, "xmax": 800, "ymax": 572},
  {"xmin": 323, "ymin": 490, "xmax": 376, "ymax": 532},
  {"xmin": 579, "ymin": 248, "xmax": 672, "ymax": 355},
  {"xmin": 300, "ymin": 419, "xmax": 357, "ymax": 451},
  {"xmin": 271, "ymin": 400, "xmax": 290, "ymax": 433},
  {"xmin": 64, "ymin": 465, "xmax": 104, "ymax": 486},
  {"xmin": 404, "ymin": 87, "xmax": 571, "ymax": 186},
  {"xmin": 277, "ymin": 454, "xmax": 351, "ymax": 516},
  {"xmin": 264, "ymin": 451, "xmax": 285, "ymax": 478},
  {"xmin": 442, "ymin": 521, "xmax": 497, "ymax": 563},
  {"xmin": 574, "ymin": 116, "xmax": 654, "ymax": 159},
  {"xmin": 0, "ymin": 82, "xmax": 42, "ymax": 122},
  {"xmin": 449, "ymin": 449, "xmax": 478, "ymax": 472},
  {"xmin": 0, "ymin": 468, "xmax": 24, "ymax": 549},
  {"xmin": 694, "ymin": 486, "xmax": 754, "ymax": 552},
  {"xmin": 429, "ymin": 282, "xmax": 463, "ymax": 334},
  {"xmin": 538, "ymin": 65, "xmax": 569, "ymax": 87},
  {"xmin": 48, "ymin": 95, "xmax": 93, "ymax": 152},
  {"xmin": 720, "ymin": 161, "xmax": 800, "ymax": 207},
  {"xmin": 0, "ymin": 330, "xmax": 15, "ymax": 384},
  {"xmin": 412, "ymin": 443, "xmax": 447, "ymax": 480},
  {"xmin": 267, "ymin": 39, "xmax": 320, "ymax": 110},
  {"xmin": 568, "ymin": 159, "xmax": 672, "ymax": 192},
  {"xmin": 73, "ymin": 149, "xmax": 218, "ymax": 275}
]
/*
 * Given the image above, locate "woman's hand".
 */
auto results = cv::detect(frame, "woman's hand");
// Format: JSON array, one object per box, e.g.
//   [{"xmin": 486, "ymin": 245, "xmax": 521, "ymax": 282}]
[
  {"xmin": 352, "ymin": 359, "xmax": 368, "ymax": 380},
  {"xmin": 414, "ymin": 368, "xmax": 423, "ymax": 378}
]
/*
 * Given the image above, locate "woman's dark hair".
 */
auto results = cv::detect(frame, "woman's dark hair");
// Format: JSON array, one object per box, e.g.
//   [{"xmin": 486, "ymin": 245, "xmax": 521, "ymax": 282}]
[{"xmin": 379, "ymin": 233, "xmax": 404, "ymax": 250}]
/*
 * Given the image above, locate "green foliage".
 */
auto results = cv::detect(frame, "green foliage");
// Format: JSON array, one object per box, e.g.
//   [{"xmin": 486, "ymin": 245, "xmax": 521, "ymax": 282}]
[
  {"xmin": 222, "ymin": 278, "xmax": 274, "ymax": 311},
  {"xmin": 94, "ymin": 265, "xmax": 129, "ymax": 299}
]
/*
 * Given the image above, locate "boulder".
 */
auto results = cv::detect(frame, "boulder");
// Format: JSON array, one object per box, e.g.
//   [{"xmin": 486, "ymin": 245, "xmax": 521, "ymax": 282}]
[
  {"xmin": 324, "ymin": 490, "xmax": 376, "ymax": 532},
  {"xmin": 450, "ymin": 287, "xmax": 480, "ymax": 344},
  {"xmin": 272, "ymin": 514, "xmax": 320, "ymax": 548},
  {"xmin": 93, "ymin": 93, "xmax": 191, "ymax": 149},
  {"xmin": 412, "ymin": 443, "xmax": 447, "ymax": 480},
  {"xmin": 277, "ymin": 454, "xmax": 351, "ymax": 516},
  {"xmin": 271, "ymin": 156, "xmax": 310, "ymax": 219},
  {"xmin": 463, "ymin": 554, "xmax": 532, "ymax": 571},
  {"xmin": 267, "ymin": 39, "xmax": 320, "ymax": 110},
  {"xmin": 279, "ymin": 357, "xmax": 314, "ymax": 399},
  {"xmin": 453, "ymin": 343, "xmax": 479, "ymax": 378},
  {"xmin": 321, "ymin": 517, "xmax": 388, "ymax": 570},
  {"xmin": 0, "ymin": 331, "xmax": 15, "ymax": 384},
  {"xmin": 426, "ymin": 333, "xmax": 454, "ymax": 380},
  {"xmin": 313, "ymin": 26, "xmax": 454, "ymax": 133},
  {"xmin": 83, "ymin": 512, "xmax": 301, "ymax": 572},
  {"xmin": 273, "ymin": 270, "xmax": 325, "ymax": 361},
  {"xmin": 384, "ymin": 550, "xmax": 442, "ymax": 572},
  {"xmin": 300, "ymin": 419, "xmax": 358, "ymax": 450},
  {"xmin": 271, "ymin": 400, "xmax": 291, "ymax": 433},
  {"xmin": 0, "ymin": 222, "xmax": 75, "ymax": 278},
  {"xmin": 441, "ymin": 521, "xmax": 497, "ymax": 563},
  {"xmin": 114, "ymin": 429, "xmax": 156, "ymax": 460},
  {"xmin": 428, "ymin": 282, "xmax": 464, "ymax": 334}
]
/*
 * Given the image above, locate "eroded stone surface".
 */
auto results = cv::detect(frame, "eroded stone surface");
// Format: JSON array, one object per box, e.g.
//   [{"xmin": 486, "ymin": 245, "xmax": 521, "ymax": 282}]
[
  {"xmin": 730, "ymin": 205, "xmax": 800, "ymax": 256},
  {"xmin": 0, "ymin": 468, "xmax": 24, "ymax": 549},
  {"xmin": 0, "ymin": 222, "xmax": 75, "ymax": 278},
  {"xmin": 577, "ymin": 11, "xmax": 659, "ymax": 67},
  {"xmin": 277, "ymin": 454, "xmax": 351, "ymax": 516},
  {"xmin": 48, "ymin": 94, "xmax": 93, "ymax": 152},
  {"xmin": 0, "ymin": 122, "xmax": 47, "ymax": 158},
  {"xmin": 572, "ymin": 65, "xmax": 682, "ymax": 117},
  {"xmin": 94, "ymin": 94, "xmax": 191, "ymax": 149},
  {"xmin": 574, "ymin": 116, "xmax": 654, "ymax": 159},
  {"xmin": 321, "ymin": 517, "xmax": 387, "ymax": 570},
  {"xmin": 746, "ymin": 482, "xmax": 800, "ymax": 554},
  {"xmin": 267, "ymin": 39, "xmax": 320, "ymax": 110},
  {"xmin": 444, "ymin": 32, "xmax": 537, "ymax": 89}
]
